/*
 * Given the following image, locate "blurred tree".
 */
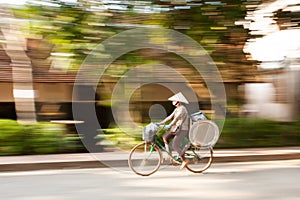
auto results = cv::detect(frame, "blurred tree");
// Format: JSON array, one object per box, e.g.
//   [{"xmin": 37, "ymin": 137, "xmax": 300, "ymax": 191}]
[
  {"xmin": 11, "ymin": 0, "xmax": 262, "ymax": 107},
  {"xmin": 13, "ymin": 0, "xmax": 258, "ymax": 78},
  {"xmin": 13, "ymin": 0, "xmax": 116, "ymax": 71},
  {"xmin": 0, "ymin": 8, "xmax": 37, "ymax": 123},
  {"xmin": 6, "ymin": 0, "xmax": 296, "ymax": 150}
]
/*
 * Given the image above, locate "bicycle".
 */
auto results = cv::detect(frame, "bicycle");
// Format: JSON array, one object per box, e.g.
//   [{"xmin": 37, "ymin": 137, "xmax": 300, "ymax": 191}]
[{"xmin": 128, "ymin": 118, "xmax": 219, "ymax": 176}]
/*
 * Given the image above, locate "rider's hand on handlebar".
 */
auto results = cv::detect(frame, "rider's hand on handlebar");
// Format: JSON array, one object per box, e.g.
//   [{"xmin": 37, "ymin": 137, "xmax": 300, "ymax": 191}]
[{"xmin": 156, "ymin": 122, "xmax": 165, "ymax": 126}]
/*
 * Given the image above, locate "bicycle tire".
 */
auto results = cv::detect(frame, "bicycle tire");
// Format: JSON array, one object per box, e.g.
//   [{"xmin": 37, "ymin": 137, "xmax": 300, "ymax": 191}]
[
  {"xmin": 185, "ymin": 146, "xmax": 213, "ymax": 173},
  {"xmin": 128, "ymin": 142, "xmax": 162, "ymax": 176}
]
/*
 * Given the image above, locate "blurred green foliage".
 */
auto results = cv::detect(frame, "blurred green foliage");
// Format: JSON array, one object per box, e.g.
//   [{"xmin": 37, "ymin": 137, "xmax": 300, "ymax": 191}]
[
  {"xmin": 216, "ymin": 117, "xmax": 300, "ymax": 148},
  {"xmin": 100, "ymin": 118, "xmax": 300, "ymax": 150},
  {"xmin": 1, "ymin": 118, "xmax": 299, "ymax": 155},
  {"xmin": 0, "ymin": 119, "xmax": 84, "ymax": 155},
  {"xmin": 12, "ymin": 0, "xmax": 257, "ymax": 81},
  {"xmin": 99, "ymin": 128, "xmax": 141, "ymax": 151},
  {"xmin": 100, "ymin": 126, "xmax": 167, "ymax": 151}
]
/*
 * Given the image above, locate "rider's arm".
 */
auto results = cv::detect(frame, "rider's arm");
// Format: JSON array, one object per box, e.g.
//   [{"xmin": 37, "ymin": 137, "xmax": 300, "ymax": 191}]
[
  {"xmin": 169, "ymin": 106, "xmax": 187, "ymax": 128},
  {"xmin": 160, "ymin": 109, "xmax": 176, "ymax": 124}
]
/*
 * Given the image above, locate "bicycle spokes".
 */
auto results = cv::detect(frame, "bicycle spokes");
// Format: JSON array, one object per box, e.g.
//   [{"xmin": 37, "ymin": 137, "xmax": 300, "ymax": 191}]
[{"xmin": 128, "ymin": 142, "xmax": 162, "ymax": 176}]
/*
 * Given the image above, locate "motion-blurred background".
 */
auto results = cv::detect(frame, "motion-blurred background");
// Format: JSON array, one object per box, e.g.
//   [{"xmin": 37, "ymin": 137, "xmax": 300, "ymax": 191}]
[{"xmin": 0, "ymin": 0, "xmax": 299, "ymax": 155}]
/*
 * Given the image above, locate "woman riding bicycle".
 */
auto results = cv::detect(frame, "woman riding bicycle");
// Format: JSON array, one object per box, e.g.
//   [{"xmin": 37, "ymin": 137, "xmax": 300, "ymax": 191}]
[
  {"xmin": 159, "ymin": 92, "xmax": 190, "ymax": 169},
  {"xmin": 129, "ymin": 92, "xmax": 216, "ymax": 176}
]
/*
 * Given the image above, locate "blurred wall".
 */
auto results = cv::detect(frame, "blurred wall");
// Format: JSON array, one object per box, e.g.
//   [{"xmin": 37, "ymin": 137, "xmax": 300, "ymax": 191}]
[{"xmin": 243, "ymin": 67, "xmax": 300, "ymax": 121}]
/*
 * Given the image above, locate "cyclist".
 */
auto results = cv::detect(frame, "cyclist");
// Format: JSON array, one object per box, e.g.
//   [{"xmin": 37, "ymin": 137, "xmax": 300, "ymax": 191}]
[{"xmin": 159, "ymin": 92, "xmax": 190, "ymax": 169}]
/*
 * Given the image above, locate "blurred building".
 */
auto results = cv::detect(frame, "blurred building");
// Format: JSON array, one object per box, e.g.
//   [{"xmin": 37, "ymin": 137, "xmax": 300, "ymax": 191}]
[
  {"xmin": 0, "ymin": 7, "xmax": 75, "ymax": 123},
  {"xmin": 241, "ymin": 0, "xmax": 300, "ymax": 121}
]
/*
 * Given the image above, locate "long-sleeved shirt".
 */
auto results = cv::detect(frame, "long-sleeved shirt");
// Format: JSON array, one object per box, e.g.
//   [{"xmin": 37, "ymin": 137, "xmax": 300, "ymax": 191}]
[{"xmin": 161, "ymin": 105, "xmax": 189, "ymax": 131}]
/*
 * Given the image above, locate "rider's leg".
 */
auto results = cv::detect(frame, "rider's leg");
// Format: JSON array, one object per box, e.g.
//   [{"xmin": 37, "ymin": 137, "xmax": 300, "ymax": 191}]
[
  {"xmin": 162, "ymin": 131, "xmax": 175, "ymax": 158},
  {"xmin": 173, "ymin": 130, "xmax": 190, "ymax": 169},
  {"xmin": 172, "ymin": 130, "xmax": 189, "ymax": 161}
]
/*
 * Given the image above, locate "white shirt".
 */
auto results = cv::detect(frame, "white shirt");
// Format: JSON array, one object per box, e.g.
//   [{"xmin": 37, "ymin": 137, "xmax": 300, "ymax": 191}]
[{"xmin": 162, "ymin": 105, "xmax": 189, "ymax": 131}]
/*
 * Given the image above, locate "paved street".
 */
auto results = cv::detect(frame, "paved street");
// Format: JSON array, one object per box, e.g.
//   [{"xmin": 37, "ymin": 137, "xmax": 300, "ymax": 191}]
[{"xmin": 0, "ymin": 159, "xmax": 299, "ymax": 200}]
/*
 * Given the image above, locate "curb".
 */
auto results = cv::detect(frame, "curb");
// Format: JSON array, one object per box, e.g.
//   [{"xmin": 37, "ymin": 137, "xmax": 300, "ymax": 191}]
[{"xmin": 213, "ymin": 153, "xmax": 300, "ymax": 163}]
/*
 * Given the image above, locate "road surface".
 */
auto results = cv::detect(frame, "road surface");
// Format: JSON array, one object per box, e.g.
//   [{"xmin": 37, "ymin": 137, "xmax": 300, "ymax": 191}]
[{"xmin": 1, "ymin": 160, "xmax": 299, "ymax": 200}]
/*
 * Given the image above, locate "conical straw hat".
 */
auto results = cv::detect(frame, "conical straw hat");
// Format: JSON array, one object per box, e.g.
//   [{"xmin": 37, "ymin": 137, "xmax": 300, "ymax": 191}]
[{"xmin": 168, "ymin": 92, "xmax": 189, "ymax": 104}]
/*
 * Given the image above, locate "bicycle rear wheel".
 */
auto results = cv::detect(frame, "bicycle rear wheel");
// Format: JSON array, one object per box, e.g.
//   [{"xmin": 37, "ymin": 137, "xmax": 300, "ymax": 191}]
[
  {"xmin": 128, "ymin": 142, "xmax": 162, "ymax": 176},
  {"xmin": 185, "ymin": 146, "xmax": 213, "ymax": 173}
]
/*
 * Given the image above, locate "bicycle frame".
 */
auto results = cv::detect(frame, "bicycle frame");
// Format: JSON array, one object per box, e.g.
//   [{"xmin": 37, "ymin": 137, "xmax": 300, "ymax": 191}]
[{"xmin": 151, "ymin": 134, "xmax": 184, "ymax": 163}]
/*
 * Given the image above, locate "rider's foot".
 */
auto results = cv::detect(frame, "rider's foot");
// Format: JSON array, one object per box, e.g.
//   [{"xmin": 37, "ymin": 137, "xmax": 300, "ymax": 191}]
[
  {"xmin": 180, "ymin": 160, "xmax": 189, "ymax": 170},
  {"xmin": 170, "ymin": 159, "xmax": 181, "ymax": 166}
]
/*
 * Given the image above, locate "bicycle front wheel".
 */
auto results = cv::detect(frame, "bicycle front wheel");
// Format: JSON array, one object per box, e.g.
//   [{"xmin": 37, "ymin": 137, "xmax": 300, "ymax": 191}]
[
  {"xmin": 128, "ymin": 142, "xmax": 162, "ymax": 176},
  {"xmin": 185, "ymin": 146, "xmax": 213, "ymax": 173}
]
